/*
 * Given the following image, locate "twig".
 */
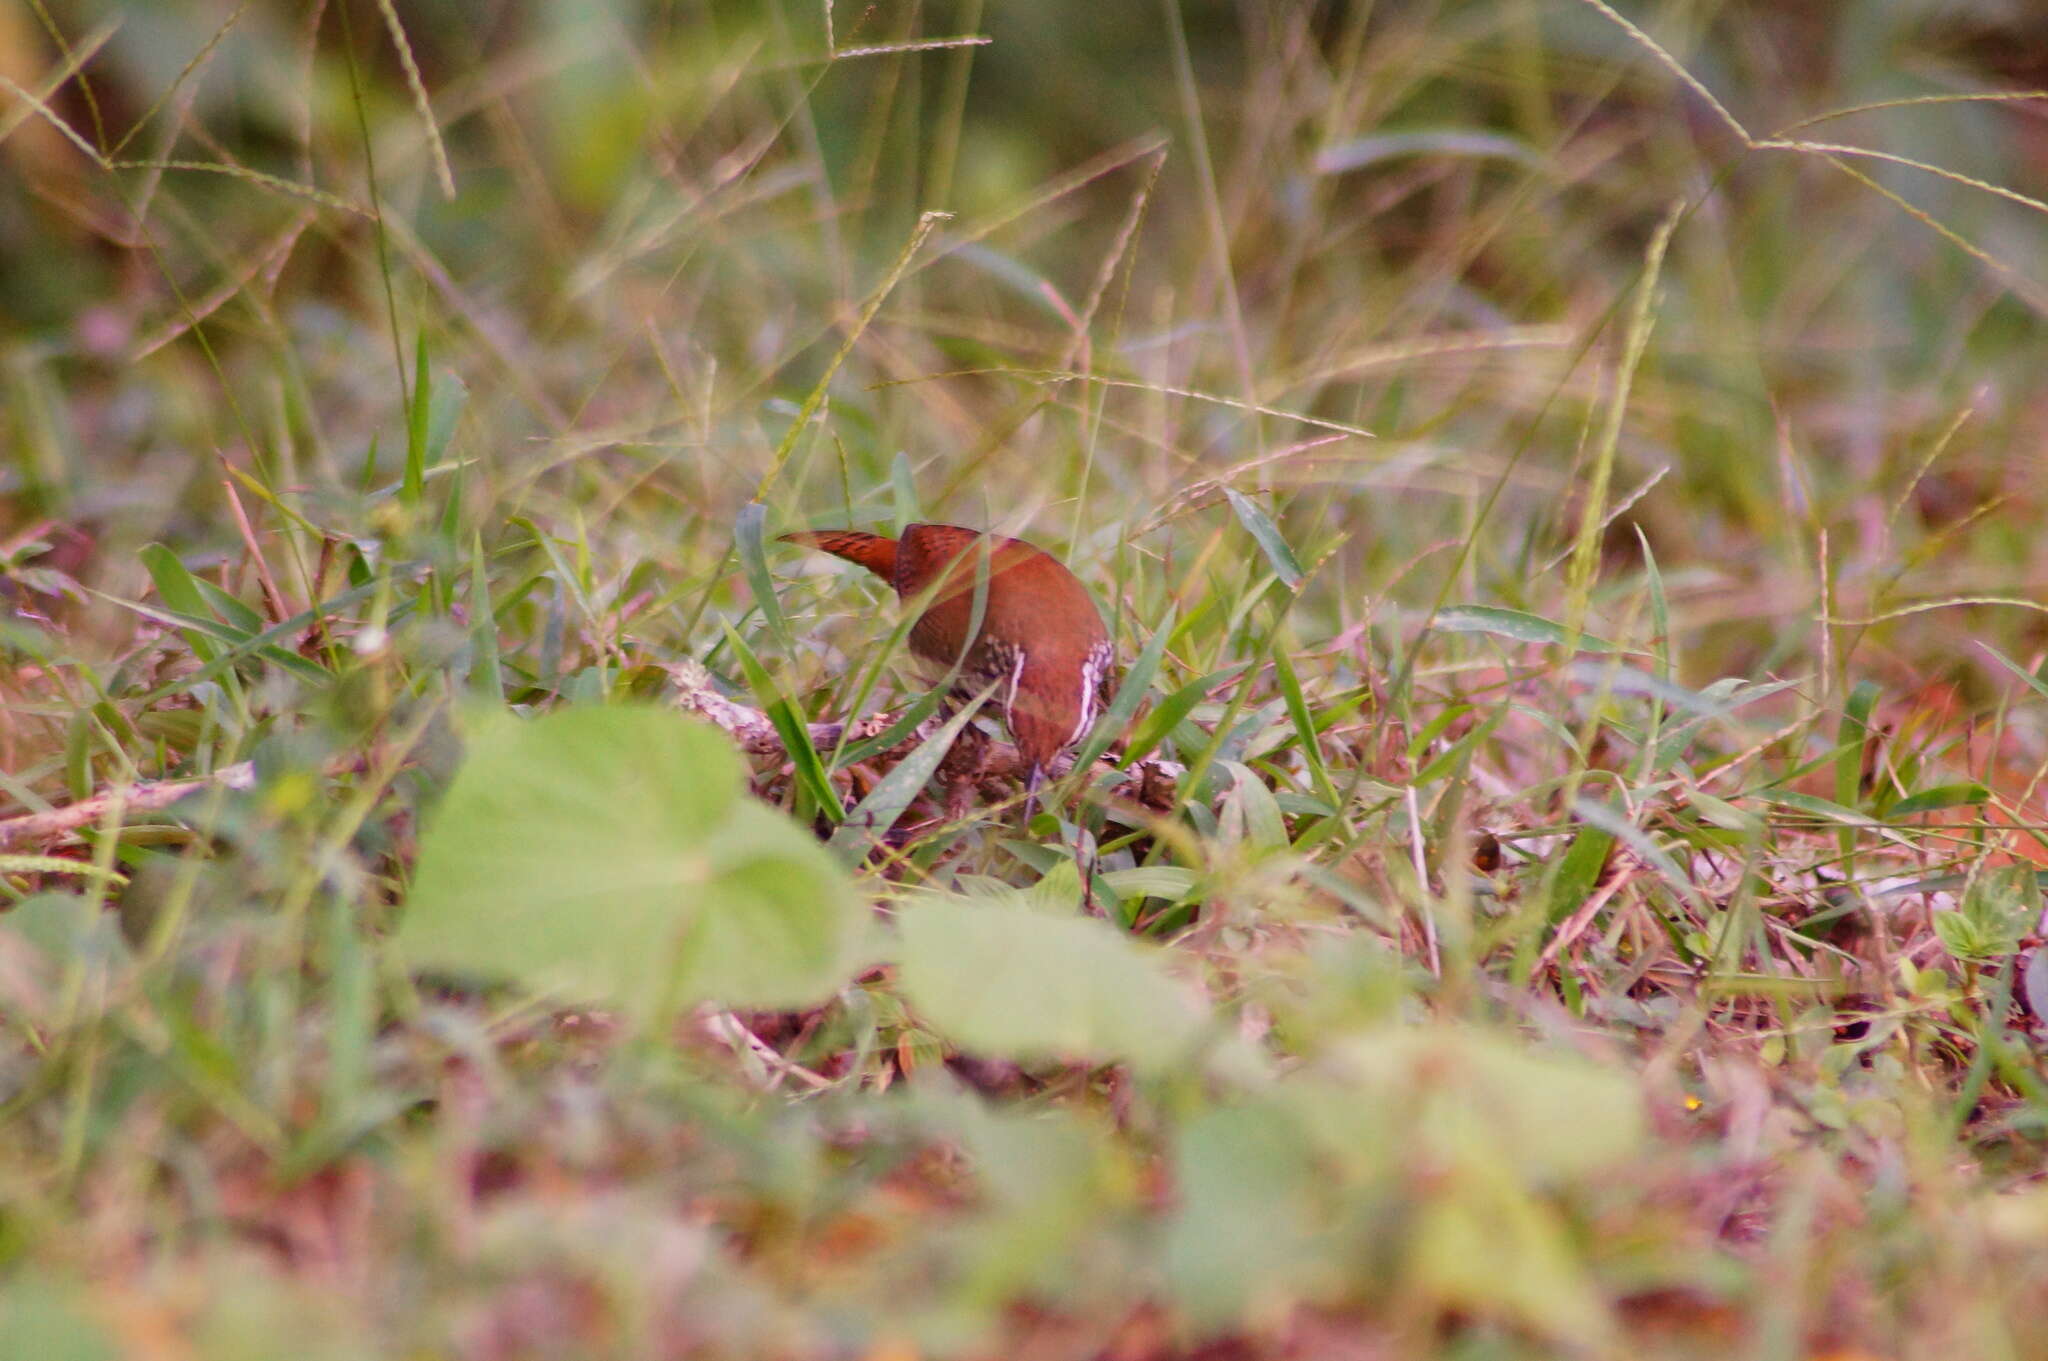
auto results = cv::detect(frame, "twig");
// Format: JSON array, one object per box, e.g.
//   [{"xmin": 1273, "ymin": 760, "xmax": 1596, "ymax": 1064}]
[
  {"xmin": 698, "ymin": 1010, "xmax": 834, "ymax": 1091},
  {"xmin": 1405, "ymin": 784, "xmax": 1440, "ymax": 977},
  {"xmin": 0, "ymin": 763, "xmax": 256, "ymax": 850},
  {"xmin": 219, "ymin": 469, "xmax": 293, "ymax": 624}
]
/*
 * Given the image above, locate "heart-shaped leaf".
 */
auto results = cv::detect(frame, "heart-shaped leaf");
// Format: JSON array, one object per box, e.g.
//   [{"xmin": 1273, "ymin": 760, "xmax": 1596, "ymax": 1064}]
[{"xmin": 401, "ymin": 705, "xmax": 866, "ymax": 1016}]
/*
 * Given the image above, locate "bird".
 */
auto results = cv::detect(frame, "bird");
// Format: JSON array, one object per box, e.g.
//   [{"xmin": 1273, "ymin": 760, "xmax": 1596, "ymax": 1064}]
[{"xmin": 780, "ymin": 522, "xmax": 1115, "ymax": 795}]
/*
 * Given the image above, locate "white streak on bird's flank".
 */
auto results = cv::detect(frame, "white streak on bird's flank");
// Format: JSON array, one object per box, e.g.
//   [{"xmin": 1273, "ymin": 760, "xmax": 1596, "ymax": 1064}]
[
  {"xmin": 1071, "ymin": 641, "xmax": 1114, "ymax": 744},
  {"xmin": 1003, "ymin": 644, "xmax": 1028, "ymax": 722}
]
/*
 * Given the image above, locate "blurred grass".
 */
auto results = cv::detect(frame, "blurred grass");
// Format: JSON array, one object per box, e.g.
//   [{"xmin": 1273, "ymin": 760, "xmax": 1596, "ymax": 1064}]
[{"xmin": 5, "ymin": 0, "xmax": 2048, "ymax": 1355}]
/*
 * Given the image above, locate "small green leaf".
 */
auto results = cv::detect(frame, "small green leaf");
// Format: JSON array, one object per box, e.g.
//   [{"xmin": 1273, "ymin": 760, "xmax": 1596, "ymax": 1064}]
[
  {"xmin": 1412, "ymin": 707, "xmax": 1504, "ymax": 788},
  {"xmin": 1934, "ymin": 908, "xmax": 1999, "ymax": 965}
]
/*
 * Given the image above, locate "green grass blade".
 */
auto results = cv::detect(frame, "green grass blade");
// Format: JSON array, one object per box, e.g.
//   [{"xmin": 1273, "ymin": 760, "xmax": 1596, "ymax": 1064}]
[
  {"xmin": 140, "ymin": 543, "xmax": 223, "ymax": 664},
  {"xmin": 827, "ymin": 684, "xmax": 993, "ymax": 862},
  {"xmin": 735, "ymin": 501, "xmax": 791, "ymax": 654},
  {"xmin": 468, "ymin": 531, "xmax": 503, "ymax": 700},
  {"xmin": 721, "ymin": 620, "xmax": 842, "ymax": 820},
  {"xmin": 402, "ymin": 332, "xmax": 430, "ymax": 508},
  {"xmin": 1222, "ymin": 488, "xmax": 1304, "ymax": 590}
]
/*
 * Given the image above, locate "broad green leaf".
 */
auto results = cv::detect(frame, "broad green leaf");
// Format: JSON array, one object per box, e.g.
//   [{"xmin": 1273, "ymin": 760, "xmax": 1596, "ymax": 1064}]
[
  {"xmin": 192, "ymin": 576, "xmax": 266, "ymax": 635},
  {"xmin": 400, "ymin": 706, "xmax": 865, "ymax": 1016},
  {"xmin": 1407, "ymin": 1162, "xmax": 1613, "ymax": 1344},
  {"xmin": 1316, "ymin": 1027, "xmax": 1644, "ymax": 1181},
  {"xmin": 1163, "ymin": 1105, "xmax": 1331, "ymax": 1329},
  {"xmin": 1022, "ymin": 858, "xmax": 1084, "ymax": 914},
  {"xmin": 893, "ymin": 895, "xmax": 1205, "ymax": 1074},
  {"xmin": 424, "ymin": 365, "xmax": 467, "ymax": 466},
  {"xmin": 1688, "ymin": 789, "xmax": 1762, "ymax": 835}
]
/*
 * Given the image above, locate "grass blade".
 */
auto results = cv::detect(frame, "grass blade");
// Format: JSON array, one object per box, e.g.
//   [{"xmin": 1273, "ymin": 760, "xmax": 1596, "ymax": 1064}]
[
  {"xmin": 827, "ymin": 684, "xmax": 994, "ymax": 861},
  {"xmin": 721, "ymin": 620, "xmax": 842, "ymax": 820}
]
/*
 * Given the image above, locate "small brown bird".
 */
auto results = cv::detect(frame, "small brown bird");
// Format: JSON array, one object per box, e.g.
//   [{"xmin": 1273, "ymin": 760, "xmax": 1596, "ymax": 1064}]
[{"xmin": 780, "ymin": 523, "xmax": 1115, "ymax": 792}]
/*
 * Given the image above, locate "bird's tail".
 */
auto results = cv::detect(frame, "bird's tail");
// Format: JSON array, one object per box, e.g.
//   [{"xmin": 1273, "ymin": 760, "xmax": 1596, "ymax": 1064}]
[{"xmin": 779, "ymin": 529, "xmax": 898, "ymax": 583}]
